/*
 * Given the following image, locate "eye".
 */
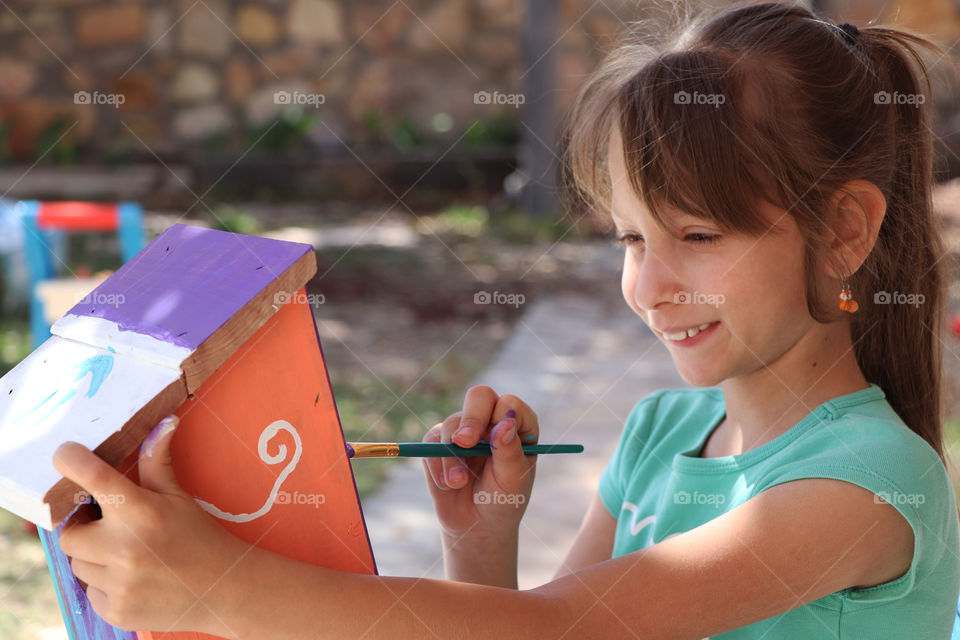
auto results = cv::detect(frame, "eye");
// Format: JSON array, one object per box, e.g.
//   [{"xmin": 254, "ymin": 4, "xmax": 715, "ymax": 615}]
[
  {"xmin": 611, "ymin": 231, "xmax": 719, "ymax": 249},
  {"xmin": 611, "ymin": 232, "xmax": 642, "ymax": 249},
  {"xmin": 686, "ymin": 233, "xmax": 719, "ymax": 245}
]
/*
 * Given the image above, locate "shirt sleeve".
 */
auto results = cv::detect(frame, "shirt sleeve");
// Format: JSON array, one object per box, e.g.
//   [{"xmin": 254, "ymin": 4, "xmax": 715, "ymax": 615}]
[
  {"xmin": 754, "ymin": 417, "xmax": 960, "ymax": 605},
  {"xmin": 597, "ymin": 390, "xmax": 666, "ymax": 517}
]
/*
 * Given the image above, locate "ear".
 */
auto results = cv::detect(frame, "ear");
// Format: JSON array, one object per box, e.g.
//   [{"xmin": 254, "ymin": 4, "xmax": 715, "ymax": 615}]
[{"xmin": 823, "ymin": 179, "xmax": 886, "ymax": 279}]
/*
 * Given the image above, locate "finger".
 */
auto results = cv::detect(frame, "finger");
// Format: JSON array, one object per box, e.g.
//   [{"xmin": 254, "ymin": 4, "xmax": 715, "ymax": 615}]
[
  {"xmin": 439, "ymin": 411, "xmax": 469, "ymax": 488},
  {"xmin": 70, "ymin": 557, "xmax": 107, "ymax": 592},
  {"xmin": 488, "ymin": 415, "xmax": 535, "ymax": 491},
  {"xmin": 421, "ymin": 424, "xmax": 447, "ymax": 490},
  {"xmin": 137, "ymin": 415, "xmax": 185, "ymax": 496},
  {"xmin": 85, "ymin": 584, "xmax": 109, "ymax": 619},
  {"xmin": 453, "ymin": 385, "xmax": 499, "ymax": 447},
  {"xmin": 53, "ymin": 443, "xmax": 141, "ymax": 515},
  {"xmin": 60, "ymin": 518, "xmax": 114, "ymax": 565},
  {"xmin": 493, "ymin": 395, "xmax": 540, "ymax": 445}
]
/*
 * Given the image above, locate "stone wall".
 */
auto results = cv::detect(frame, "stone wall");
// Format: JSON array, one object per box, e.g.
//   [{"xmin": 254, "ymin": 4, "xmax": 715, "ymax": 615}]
[
  {"xmin": 1, "ymin": 0, "xmax": 958, "ymax": 164},
  {"xmin": 0, "ymin": 0, "xmax": 632, "ymax": 162}
]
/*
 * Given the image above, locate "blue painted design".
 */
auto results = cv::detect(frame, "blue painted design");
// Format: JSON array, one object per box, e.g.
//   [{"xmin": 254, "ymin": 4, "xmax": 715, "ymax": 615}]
[
  {"xmin": 39, "ymin": 517, "xmax": 138, "ymax": 640},
  {"xmin": 14, "ymin": 352, "xmax": 114, "ymax": 424},
  {"xmin": 72, "ymin": 353, "xmax": 113, "ymax": 398}
]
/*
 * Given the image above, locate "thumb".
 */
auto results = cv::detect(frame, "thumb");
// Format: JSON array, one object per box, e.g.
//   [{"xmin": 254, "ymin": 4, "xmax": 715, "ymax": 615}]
[
  {"xmin": 488, "ymin": 415, "xmax": 529, "ymax": 488},
  {"xmin": 137, "ymin": 415, "xmax": 184, "ymax": 495}
]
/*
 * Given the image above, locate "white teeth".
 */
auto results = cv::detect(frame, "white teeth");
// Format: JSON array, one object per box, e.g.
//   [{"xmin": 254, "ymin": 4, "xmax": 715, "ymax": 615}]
[{"xmin": 662, "ymin": 322, "xmax": 714, "ymax": 341}]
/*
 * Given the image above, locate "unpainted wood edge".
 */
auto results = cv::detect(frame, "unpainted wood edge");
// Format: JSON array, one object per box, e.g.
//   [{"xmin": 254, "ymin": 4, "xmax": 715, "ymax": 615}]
[
  {"xmin": 43, "ymin": 375, "xmax": 189, "ymax": 528},
  {"xmin": 181, "ymin": 249, "xmax": 318, "ymax": 393}
]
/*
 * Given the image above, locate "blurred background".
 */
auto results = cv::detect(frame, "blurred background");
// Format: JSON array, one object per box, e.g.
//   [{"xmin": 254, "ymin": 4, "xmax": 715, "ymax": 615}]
[{"xmin": 0, "ymin": 0, "xmax": 958, "ymax": 637}]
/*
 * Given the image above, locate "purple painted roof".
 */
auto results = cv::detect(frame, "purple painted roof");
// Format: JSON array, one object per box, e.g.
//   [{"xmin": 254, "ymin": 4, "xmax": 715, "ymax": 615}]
[{"xmin": 65, "ymin": 224, "xmax": 313, "ymax": 350}]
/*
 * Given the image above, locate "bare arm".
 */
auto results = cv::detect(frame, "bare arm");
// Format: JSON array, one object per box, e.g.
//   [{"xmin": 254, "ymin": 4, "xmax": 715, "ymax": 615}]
[
  {"xmin": 553, "ymin": 492, "xmax": 617, "ymax": 580},
  {"xmin": 58, "ymin": 433, "xmax": 914, "ymax": 638},
  {"xmin": 442, "ymin": 527, "xmax": 519, "ymax": 588},
  {"xmin": 207, "ymin": 477, "xmax": 913, "ymax": 639}
]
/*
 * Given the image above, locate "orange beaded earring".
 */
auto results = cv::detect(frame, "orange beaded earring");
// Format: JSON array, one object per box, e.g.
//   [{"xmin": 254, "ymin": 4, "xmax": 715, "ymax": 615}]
[{"xmin": 838, "ymin": 274, "xmax": 858, "ymax": 313}]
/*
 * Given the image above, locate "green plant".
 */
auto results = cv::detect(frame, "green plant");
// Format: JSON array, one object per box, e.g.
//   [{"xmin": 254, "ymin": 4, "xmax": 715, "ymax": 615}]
[
  {"xmin": 361, "ymin": 108, "xmax": 385, "ymax": 142},
  {"xmin": 209, "ymin": 205, "xmax": 261, "ymax": 235},
  {"xmin": 103, "ymin": 141, "xmax": 135, "ymax": 167},
  {"xmin": 245, "ymin": 107, "xmax": 316, "ymax": 153},
  {"xmin": 386, "ymin": 114, "xmax": 422, "ymax": 153},
  {"xmin": 488, "ymin": 208, "xmax": 578, "ymax": 244},
  {"xmin": 35, "ymin": 115, "xmax": 78, "ymax": 165},
  {"xmin": 419, "ymin": 204, "xmax": 489, "ymax": 237},
  {"xmin": 0, "ymin": 318, "xmax": 31, "ymax": 376},
  {"xmin": 461, "ymin": 114, "xmax": 519, "ymax": 148},
  {"xmin": 360, "ymin": 108, "xmax": 430, "ymax": 152},
  {"xmin": 201, "ymin": 129, "xmax": 231, "ymax": 154},
  {"xmin": 418, "ymin": 205, "xmax": 578, "ymax": 244}
]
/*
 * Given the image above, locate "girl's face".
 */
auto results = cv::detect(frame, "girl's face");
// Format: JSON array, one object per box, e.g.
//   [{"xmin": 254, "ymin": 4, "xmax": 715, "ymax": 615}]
[{"xmin": 608, "ymin": 131, "xmax": 817, "ymax": 387}]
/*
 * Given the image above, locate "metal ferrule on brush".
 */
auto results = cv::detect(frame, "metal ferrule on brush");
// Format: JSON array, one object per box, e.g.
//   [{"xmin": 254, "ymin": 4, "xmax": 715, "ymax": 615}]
[{"xmin": 349, "ymin": 443, "xmax": 400, "ymax": 458}]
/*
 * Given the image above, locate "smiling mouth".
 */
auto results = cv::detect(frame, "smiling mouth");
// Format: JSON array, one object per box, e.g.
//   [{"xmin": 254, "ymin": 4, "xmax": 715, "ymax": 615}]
[{"xmin": 654, "ymin": 321, "xmax": 719, "ymax": 342}]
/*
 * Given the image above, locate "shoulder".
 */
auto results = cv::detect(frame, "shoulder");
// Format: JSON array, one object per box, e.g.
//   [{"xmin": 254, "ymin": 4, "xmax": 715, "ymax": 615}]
[
  {"xmin": 625, "ymin": 386, "xmax": 722, "ymax": 436},
  {"xmin": 762, "ymin": 410, "xmax": 952, "ymax": 518}
]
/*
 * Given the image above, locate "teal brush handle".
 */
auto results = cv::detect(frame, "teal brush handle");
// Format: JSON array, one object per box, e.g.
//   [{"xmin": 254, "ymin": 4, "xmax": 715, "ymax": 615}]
[{"xmin": 397, "ymin": 442, "xmax": 583, "ymax": 457}]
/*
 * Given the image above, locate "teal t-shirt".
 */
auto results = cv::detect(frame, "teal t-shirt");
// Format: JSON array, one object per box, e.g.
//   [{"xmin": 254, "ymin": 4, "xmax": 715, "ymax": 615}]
[{"xmin": 598, "ymin": 383, "xmax": 960, "ymax": 639}]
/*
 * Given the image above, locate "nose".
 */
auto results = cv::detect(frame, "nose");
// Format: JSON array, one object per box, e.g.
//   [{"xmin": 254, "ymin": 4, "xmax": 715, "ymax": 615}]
[{"xmin": 623, "ymin": 248, "xmax": 683, "ymax": 313}]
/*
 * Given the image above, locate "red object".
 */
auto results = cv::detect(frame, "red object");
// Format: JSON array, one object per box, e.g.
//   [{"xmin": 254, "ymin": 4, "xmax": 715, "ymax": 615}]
[
  {"xmin": 951, "ymin": 312, "xmax": 960, "ymax": 339},
  {"xmin": 37, "ymin": 202, "xmax": 119, "ymax": 232}
]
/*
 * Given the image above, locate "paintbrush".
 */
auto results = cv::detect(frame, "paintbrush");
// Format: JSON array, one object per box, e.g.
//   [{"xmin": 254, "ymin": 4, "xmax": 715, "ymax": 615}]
[{"xmin": 345, "ymin": 442, "xmax": 584, "ymax": 458}]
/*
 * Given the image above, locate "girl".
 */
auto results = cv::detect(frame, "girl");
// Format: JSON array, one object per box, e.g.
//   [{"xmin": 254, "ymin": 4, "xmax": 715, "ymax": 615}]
[{"xmin": 53, "ymin": 2, "xmax": 960, "ymax": 638}]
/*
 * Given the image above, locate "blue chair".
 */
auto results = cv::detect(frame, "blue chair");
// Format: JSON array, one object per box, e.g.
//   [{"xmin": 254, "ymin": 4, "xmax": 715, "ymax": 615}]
[{"xmin": 16, "ymin": 201, "xmax": 145, "ymax": 348}]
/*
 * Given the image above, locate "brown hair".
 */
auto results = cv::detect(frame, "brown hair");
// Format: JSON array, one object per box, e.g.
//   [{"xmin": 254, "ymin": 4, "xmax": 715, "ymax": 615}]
[{"xmin": 561, "ymin": 2, "xmax": 952, "ymax": 460}]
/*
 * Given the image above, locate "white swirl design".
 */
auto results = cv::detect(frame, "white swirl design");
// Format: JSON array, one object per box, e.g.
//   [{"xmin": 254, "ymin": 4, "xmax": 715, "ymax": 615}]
[{"xmin": 194, "ymin": 420, "xmax": 302, "ymax": 523}]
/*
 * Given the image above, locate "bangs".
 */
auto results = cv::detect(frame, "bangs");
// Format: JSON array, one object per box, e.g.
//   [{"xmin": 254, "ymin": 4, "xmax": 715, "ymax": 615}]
[
  {"xmin": 620, "ymin": 48, "xmax": 780, "ymax": 235},
  {"xmin": 563, "ymin": 44, "xmax": 792, "ymax": 237}
]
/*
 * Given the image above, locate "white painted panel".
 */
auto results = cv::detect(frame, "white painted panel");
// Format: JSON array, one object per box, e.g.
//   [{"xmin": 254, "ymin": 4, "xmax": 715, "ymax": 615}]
[
  {"xmin": 52, "ymin": 314, "xmax": 192, "ymax": 371},
  {"xmin": 0, "ymin": 336, "xmax": 183, "ymax": 529}
]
